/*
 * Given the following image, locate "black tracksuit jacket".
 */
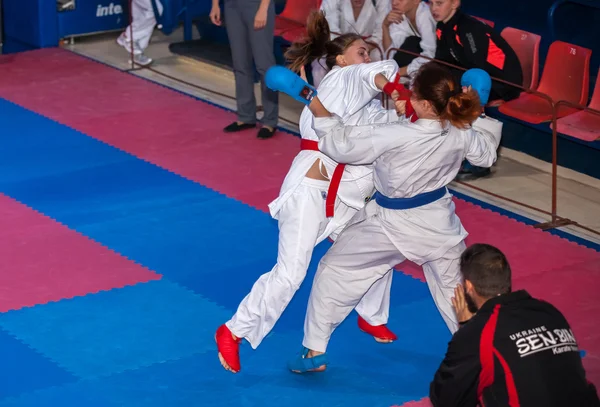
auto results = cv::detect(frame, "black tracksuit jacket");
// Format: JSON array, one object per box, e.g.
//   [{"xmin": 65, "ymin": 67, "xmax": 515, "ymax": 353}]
[
  {"xmin": 430, "ymin": 290, "xmax": 600, "ymax": 407},
  {"xmin": 434, "ymin": 10, "xmax": 523, "ymax": 102}
]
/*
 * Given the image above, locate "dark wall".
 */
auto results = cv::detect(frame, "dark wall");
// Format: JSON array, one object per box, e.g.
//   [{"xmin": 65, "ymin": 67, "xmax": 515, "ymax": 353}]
[
  {"xmin": 197, "ymin": 0, "xmax": 599, "ymax": 86},
  {"xmin": 461, "ymin": 0, "xmax": 600, "ymax": 78}
]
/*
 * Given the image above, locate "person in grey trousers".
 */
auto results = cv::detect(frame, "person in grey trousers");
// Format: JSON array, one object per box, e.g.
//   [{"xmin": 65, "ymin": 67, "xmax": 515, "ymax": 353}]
[{"xmin": 210, "ymin": 0, "xmax": 279, "ymax": 139}]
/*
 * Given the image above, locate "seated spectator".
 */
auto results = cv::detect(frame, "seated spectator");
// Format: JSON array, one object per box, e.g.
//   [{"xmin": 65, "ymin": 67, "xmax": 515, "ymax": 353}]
[
  {"xmin": 311, "ymin": 0, "xmax": 388, "ymax": 86},
  {"xmin": 321, "ymin": 0, "xmax": 380, "ymax": 39},
  {"xmin": 379, "ymin": 0, "xmax": 437, "ymax": 81},
  {"xmin": 430, "ymin": 243, "xmax": 600, "ymax": 407},
  {"xmin": 430, "ymin": 0, "xmax": 522, "ymax": 180},
  {"xmin": 430, "ymin": 0, "xmax": 522, "ymax": 102}
]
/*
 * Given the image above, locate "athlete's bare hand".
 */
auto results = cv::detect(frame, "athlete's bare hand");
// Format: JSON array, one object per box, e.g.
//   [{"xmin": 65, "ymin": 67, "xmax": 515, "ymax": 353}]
[{"xmin": 394, "ymin": 99, "xmax": 406, "ymax": 116}]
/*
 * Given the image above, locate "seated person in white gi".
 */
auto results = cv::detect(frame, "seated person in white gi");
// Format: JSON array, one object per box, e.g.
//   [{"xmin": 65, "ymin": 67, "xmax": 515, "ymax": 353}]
[
  {"xmin": 321, "ymin": 0, "xmax": 381, "ymax": 39},
  {"xmin": 378, "ymin": 0, "xmax": 437, "ymax": 80},
  {"xmin": 311, "ymin": 0, "xmax": 389, "ymax": 86},
  {"xmin": 271, "ymin": 62, "xmax": 503, "ymax": 373}
]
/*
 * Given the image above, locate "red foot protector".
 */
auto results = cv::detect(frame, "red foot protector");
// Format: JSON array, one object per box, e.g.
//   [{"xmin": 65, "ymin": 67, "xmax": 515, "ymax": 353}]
[
  {"xmin": 216, "ymin": 324, "xmax": 242, "ymax": 373},
  {"xmin": 393, "ymin": 397, "xmax": 433, "ymax": 407},
  {"xmin": 357, "ymin": 315, "xmax": 398, "ymax": 341}
]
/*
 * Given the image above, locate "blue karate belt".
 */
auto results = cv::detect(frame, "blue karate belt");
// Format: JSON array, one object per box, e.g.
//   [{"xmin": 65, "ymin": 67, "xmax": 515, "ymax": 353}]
[{"xmin": 372, "ymin": 187, "xmax": 448, "ymax": 210}]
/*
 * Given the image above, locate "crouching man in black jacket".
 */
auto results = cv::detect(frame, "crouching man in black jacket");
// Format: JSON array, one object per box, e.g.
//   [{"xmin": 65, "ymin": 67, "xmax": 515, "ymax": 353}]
[{"xmin": 430, "ymin": 243, "xmax": 599, "ymax": 407}]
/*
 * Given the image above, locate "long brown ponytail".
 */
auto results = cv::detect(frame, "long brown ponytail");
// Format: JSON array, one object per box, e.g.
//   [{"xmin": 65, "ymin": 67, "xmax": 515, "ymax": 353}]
[
  {"xmin": 412, "ymin": 63, "xmax": 482, "ymax": 129},
  {"xmin": 284, "ymin": 10, "xmax": 364, "ymax": 73}
]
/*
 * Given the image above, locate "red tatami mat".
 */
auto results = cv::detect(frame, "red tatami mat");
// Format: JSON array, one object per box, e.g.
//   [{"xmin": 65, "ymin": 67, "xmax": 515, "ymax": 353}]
[
  {"xmin": 396, "ymin": 398, "xmax": 433, "ymax": 407},
  {"xmin": 0, "ymin": 49, "xmax": 296, "ymax": 209},
  {"xmin": 399, "ymin": 199, "xmax": 598, "ymax": 281},
  {"xmin": 0, "ymin": 194, "xmax": 161, "ymax": 312}
]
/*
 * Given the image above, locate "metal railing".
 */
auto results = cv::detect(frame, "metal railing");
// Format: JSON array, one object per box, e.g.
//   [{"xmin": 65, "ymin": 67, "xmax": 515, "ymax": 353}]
[
  {"xmin": 118, "ymin": 0, "xmax": 599, "ymax": 235},
  {"xmin": 386, "ymin": 46, "xmax": 600, "ymax": 235}
]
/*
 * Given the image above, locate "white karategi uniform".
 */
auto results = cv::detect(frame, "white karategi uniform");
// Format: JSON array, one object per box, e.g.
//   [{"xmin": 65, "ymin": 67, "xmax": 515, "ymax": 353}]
[
  {"xmin": 321, "ymin": 0, "xmax": 380, "ymax": 39},
  {"xmin": 121, "ymin": 0, "xmax": 162, "ymax": 53},
  {"xmin": 311, "ymin": 0, "xmax": 389, "ymax": 87},
  {"xmin": 302, "ymin": 113, "xmax": 504, "ymax": 353},
  {"xmin": 369, "ymin": 1, "xmax": 436, "ymax": 70},
  {"xmin": 386, "ymin": 2, "xmax": 436, "ymax": 76},
  {"xmin": 226, "ymin": 60, "xmax": 400, "ymax": 349}
]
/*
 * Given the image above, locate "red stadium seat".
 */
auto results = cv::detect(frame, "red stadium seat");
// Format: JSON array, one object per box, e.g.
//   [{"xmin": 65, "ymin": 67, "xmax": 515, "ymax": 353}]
[
  {"xmin": 555, "ymin": 68, "xmax": 600, "ymax": 141},
  {"xmin": 279, "ymin": 26, "xmax": 308, "ymax": 43},
  {"xmin": 472, "ymin": 16, "xmax": 495, "ymax": 27},
  {"xmin": 274, "ymin": 18, "xmax": 304, "ymax": 37},
  {"xmin": 498, "ymin": 41, "xmax": 591, "ymax": 124},
  {"xmin": 501, "ymin": 27, "xmax": 541, "ymax": 89},
  {"xmin": 274, "ymin": 0, "xmax": 321, "ymax": 38}
]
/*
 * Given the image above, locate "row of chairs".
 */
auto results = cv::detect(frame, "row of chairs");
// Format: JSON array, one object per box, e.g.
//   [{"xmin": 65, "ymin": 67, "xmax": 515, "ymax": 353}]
[
  {"xmin": 272, "ymin": 0, "xmax": 600, "ymax": 142},
  {"xmin": 273, "ymin": 0, "xmax": 321, "ymax": 42},
  {"xmin": 476, "ymin": 18, "xmax": 599, "ymax": 142}
]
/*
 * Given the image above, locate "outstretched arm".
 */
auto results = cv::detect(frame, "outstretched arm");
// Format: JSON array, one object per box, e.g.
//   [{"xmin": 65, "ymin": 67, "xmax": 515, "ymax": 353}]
[
  {"xmin": 316, "ymin": 60, "xmax": 400, "ymax": 118},
  {"xmin": 313, "ymin": 118, "xmax": 380, "ymax": 165},
  {"xmin": 464, "ymin": 115, "xmax": 502, "ymax": 168},
  {"xmin": 306, "ymin": 97, "xmax": 332, "ymax": 118},
  {"xmin": 312, "ymin": 115, "xmax": 405, "ymax": 165}
]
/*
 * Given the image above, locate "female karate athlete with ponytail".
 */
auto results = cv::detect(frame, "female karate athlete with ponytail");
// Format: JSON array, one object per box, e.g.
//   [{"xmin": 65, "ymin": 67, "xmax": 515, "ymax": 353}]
[
  {"xmin": 268, "ymin": 62, "xmax": 503, "ymax": 373},
  {"xmin": 215, "ymin": 10, "xmax": 413, "ymax": 374}
]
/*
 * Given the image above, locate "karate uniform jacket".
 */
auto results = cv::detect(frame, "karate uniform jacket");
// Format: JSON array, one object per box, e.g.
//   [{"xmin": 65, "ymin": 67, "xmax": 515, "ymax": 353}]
[
  {"xmin": 313, "ymin": 113, "xmax": 503, "ymax": 264},
  {"xmin": 320, "ymin": 0, "xmax": 388, "ymax": 39},
  {"xmin": 269, "ymin": 60, "xmax": 399, "ymax": 242}
]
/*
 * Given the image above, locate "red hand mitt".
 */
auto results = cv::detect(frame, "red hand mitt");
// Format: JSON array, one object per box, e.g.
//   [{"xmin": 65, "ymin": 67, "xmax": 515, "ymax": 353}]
[{"xmin": 382, "ymin": 74, "xmax": 418, "ymax": 122}]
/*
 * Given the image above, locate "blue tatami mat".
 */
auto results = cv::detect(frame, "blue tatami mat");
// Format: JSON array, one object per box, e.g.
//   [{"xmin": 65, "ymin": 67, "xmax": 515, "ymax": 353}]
[
  {"xmin": 0, "ymin": 98, "xmax": 453, "ymax": 406},
  {"xmin": 0, "ymin": 293, "xmax": 449, "ymax": 407},
  {"xmin": 0, "ymin": 328, "xmax": 76, "ymax": 400},
  {"xmin": 0, "ymin": 280, "xmax": 231, "ymax": 378},
  {"xmin": 0, "ymin": 98, "xmax": 279, "ymax": 283}
]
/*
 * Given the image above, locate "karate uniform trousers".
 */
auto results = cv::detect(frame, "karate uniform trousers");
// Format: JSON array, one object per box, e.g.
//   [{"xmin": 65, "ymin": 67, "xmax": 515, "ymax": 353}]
[
  {"xmin": 226, "ymin": 60, "xmax": 400, "ymax": 349},
  {"xmin": 302, "ymin": 114, "xmax": 504, "ymax": 352},
  {"xmin": 122, "ymin": 0, "xmax": 162, "ymax": 54}
]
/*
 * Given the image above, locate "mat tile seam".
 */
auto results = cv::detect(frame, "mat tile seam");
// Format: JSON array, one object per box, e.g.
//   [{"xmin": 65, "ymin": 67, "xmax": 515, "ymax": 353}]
[{"xmin": 0, "ymin": 277, "xmax": 233, "ymax": 382}]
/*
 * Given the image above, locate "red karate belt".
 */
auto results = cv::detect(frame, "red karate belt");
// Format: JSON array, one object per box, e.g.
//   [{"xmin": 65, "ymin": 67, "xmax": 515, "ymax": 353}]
[{"xmin": 300, "ymin": 139, "xmax": 345, "ymax": 218}]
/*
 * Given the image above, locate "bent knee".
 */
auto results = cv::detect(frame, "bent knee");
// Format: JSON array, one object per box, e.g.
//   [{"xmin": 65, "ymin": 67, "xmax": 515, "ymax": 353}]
[{"xmin": 270, "ymin": 264, "xmax": 308, "ymax": 291}]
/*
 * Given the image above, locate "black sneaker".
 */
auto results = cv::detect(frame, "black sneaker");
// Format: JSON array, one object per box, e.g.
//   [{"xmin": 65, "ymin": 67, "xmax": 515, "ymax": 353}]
[
  {"xmin": 455, "ymin": 167, "xmax": 492, "ymax": 181},
  {"xmin": 257, "ymin": 127, "xmax": 276, "ymax": 139},
  {"xmin": 223, "ymin": 122, "xmax": 256, "ymax": 133}
]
